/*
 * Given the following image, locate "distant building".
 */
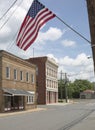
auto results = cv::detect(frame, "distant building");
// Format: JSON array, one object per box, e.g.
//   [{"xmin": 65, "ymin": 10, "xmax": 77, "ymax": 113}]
[
  {"xmin": 0, "ymin": 50, "xmax": 37, "ymax": 112},
  {"xmin": 80, "ymin": 90, "xmax": 95, "ymax": 99},
  {"xmin": 27, "ymin": 56, "xmax": 58, "ymax": 104}
]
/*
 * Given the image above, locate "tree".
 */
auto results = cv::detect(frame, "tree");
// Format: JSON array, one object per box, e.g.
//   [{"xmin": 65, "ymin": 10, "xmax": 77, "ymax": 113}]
[
  {"xmin": 58, "ymin": 78, "xmax": 94, "ymax": 99},
  {"xmin": 69, "ymin": 79, "xmax": 94, "ymax": 98}
]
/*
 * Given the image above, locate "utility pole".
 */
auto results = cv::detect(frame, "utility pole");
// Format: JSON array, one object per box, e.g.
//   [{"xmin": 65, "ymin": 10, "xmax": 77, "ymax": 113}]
[
  {"xmin": 86, "ymin": 0, "xmax": 95, "ymax": 74},
  {"xmin": 64, "ymin": 73, "xmax": 68, "ymax": 103},
  {"xmin": 60, "ymin": 71, "xmax": 68, "ymax": 103},
  {"xmin": 60, "ymin": 71, "xmax": 63, "ymax": 102}
]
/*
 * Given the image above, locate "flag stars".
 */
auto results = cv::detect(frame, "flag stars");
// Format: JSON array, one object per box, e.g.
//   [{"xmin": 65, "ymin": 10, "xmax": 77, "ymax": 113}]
[{"xmin": 16, "ymin": 0, "xmax": 55, "ymax": 50}]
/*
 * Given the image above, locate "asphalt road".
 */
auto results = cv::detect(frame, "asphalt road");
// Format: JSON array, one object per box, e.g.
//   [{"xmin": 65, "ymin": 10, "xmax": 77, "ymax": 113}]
[{"xmin": 0, "ymin": 99, "xmax": 95, "ymax": 130}]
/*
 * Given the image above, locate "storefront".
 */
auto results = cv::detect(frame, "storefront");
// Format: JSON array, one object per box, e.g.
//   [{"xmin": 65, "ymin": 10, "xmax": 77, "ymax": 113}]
[
  {"xmin": 46, "ymin": 90, "xmax": 58, "ymax": 104},
  {"xmin": 3, "ymin": 88, "xmax": 34, "ymax": 112}
]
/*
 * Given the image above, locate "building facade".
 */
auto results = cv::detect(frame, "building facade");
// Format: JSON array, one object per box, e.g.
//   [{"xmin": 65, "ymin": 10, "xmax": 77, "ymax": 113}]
[
  {"xmin": 0, "ymin": 50, "xmax": 37, "ymax": 112},
  {"xmin": 27, "ymin": 56, "xmax": 58, "ymax": 104}
]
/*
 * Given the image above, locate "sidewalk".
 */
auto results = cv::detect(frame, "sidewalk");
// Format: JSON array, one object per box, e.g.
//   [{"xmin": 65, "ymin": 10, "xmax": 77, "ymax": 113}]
[
  {"xmin": 0, "ymin": 108, "xmax": 46, "ymax": 118},
  {"xmin": 0, "ymin": 102, "xmax": 71, "ymax": 117}
]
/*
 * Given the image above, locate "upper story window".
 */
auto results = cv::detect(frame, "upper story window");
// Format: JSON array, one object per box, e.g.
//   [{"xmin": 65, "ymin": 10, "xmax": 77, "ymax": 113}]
[
  {"xmin": 14, "ymin": 69, "xmax": 17, "ymax": 80},
  {"xmin": 20, "ymin": 71, "xmax": 23, "ymax": 81},
  {"xmin": 26, "ymin": 72, "xmax": 29, "ymax": 82},
  {"xmin": 31, "ymin": 74, "xmax": 34, "ymax": 83},
  {"xmin": 6, "ymin": 67, "xmax": 10, "ymax": 79}
]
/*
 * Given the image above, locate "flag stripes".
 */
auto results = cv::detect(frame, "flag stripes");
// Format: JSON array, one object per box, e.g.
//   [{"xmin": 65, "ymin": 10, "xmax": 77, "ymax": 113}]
[{"xmin": 16, "ymin": 0, "xmax": 55, "ymax": 50}]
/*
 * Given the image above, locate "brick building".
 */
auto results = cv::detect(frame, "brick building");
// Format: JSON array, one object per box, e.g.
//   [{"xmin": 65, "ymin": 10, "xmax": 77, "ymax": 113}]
[
  {"xmin": 0, "ymin": 50, "xmax": 37, "ymax": 112},
  {"xmin": 27, "ymin": 56, "xmax": 58, "ymax": 104}
]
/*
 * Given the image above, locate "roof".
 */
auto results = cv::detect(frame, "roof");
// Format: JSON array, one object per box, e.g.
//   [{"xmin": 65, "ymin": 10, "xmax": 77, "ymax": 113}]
[
  {"xmin": 27, "ymin": 56, "xmax": 58, "ymax": 67},
  {"xmin": 0, "ymin": 50, "xmax": 36, "ymax": 68},
  {"xmin": 83, "ymin": 90, "xmax": 95, "ymax": 93}
]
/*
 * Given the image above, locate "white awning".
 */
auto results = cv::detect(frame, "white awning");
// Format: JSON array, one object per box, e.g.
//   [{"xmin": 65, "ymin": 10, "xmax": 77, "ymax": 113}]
[{"xmin": 3, "ymin": 88, "xmax": 33, "ymax": 96}]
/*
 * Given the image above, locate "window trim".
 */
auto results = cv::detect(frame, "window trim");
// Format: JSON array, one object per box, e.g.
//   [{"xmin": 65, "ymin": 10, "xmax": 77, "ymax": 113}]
[
  {"xmin": 27, "ymin": 95, "xmax": 35, "ymax": 104},
  {"xmin": 31, "ymin": 74, "xmax": 34, "ymax": 84},
  {"xmin": 14, "ymin": 69, "xmax": 17, "ymax": 80},
  {"xmin": 20, "ymin": 71, "xmax": 23, "ymax": 81},
  {"xmin": 26, "ymin": 72, "xmax": 29, "ymax": 82},
  {"xmin": 6, "ymin": 67, "xmax": 10, "ymax": 79}
]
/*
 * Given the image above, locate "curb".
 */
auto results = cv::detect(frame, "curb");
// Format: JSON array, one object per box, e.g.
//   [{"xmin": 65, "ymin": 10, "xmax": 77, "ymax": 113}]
[{"xmin": 0, "ymin": 108, "xmax": 46, "ymax": 117}]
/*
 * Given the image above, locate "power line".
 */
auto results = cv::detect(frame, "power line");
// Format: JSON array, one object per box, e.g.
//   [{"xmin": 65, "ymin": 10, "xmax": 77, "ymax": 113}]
[
  {"xmin": 58, "ymin": 70, "xmax": 94, "ymax": 77},
  {"xmin": 0, "ymin": 0, "xmax": 24, "ymax": 52},
  {"xmin": 68, "ymin": 70, "xmax": 94, "ymax": 77},
  {"xmin": 6, "ymin": 30, "xmax": 18, "ymax": 51},
  {"xmin": 1, "ymin": 0, "xmax": 92, "ymax": 52},
  {"xmin": 5, "ymin": 0, "xmax": 24, "ymax": 51},
  {"xmin": 38, "ymin": 1, "xmax": 91, "ymax": 45},
  {"xmin": 0, "ymin": 0, "xmax": 23, "ymax": 31},
  {"xmin": 0, "ymin": 0, "xmax": 18, "ymax": 21}
]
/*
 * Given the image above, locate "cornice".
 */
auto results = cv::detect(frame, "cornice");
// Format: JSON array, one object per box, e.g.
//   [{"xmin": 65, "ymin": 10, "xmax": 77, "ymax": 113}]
[{"xmin": 0, "ymin": 50, "xmax": 36, "ymax": 69}]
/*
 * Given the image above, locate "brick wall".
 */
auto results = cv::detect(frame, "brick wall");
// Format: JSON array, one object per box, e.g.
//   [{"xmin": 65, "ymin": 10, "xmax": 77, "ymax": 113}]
[
  {"xmin": 1, "ymin": 53, "xmax": 36, "ymax": 91},
  {"xmin": 0, "ymin": 50, "xmax": 37, "ymax": 112},
  {"xmin": 27, "ymin": 57, "xmax": 47, "ymax": 104}
]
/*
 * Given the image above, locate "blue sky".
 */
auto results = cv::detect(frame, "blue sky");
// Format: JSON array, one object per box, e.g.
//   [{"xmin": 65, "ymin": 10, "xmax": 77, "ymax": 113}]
[{"xmin": 0, "ymin": 0, "xmax": 94, "ymax": 82}]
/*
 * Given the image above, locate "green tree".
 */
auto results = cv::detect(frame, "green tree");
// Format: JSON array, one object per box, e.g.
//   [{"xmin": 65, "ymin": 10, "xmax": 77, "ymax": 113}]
[
  {"xmin": 69, "ymin": 79, "xmax": 94, "ymax": 98},
  {"xmin": 58, "ymin": 79, "xmax": 94, "ymax": 99}
]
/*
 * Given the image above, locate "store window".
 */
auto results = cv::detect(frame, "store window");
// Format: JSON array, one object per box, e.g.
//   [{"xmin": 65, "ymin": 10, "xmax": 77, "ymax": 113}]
[{"xmin": 27, "ymin": 95, "xmax": 34, "ymax": 104}]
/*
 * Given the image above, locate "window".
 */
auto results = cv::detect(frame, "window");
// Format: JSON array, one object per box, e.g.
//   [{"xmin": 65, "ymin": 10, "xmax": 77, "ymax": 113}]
[
  {"xmin": 27, "ymin": 95, "xmax": 34, "ymax": 104},
  {"xmin": 31, "ymin": 74, "xmax": 34, "ymax": 83},
  {"xmin": 14, "ymin": 69, "xmax": 17, "ymax": 80},
  {"xmin": 26, "ymin": 72, "xmax": 29, "ymax": 82},
  {"xmin": 20, "ymin": 71, "xmax": 23, "ymax": 81},
  {"xmin": 6, "ymin": 67, "xmax": 10, "ymax": 79}
]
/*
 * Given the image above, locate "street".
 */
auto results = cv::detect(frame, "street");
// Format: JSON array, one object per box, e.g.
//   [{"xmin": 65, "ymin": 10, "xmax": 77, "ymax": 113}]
[{"xmin": 0, "ymin": 99, "xmax": 95, "ymax": 130}]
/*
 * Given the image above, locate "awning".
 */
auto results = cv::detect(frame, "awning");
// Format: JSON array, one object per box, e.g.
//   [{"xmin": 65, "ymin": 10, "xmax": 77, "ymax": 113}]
[{"xmin": 2, "ymin": 88, "xmax": 33, "ymax": 96}]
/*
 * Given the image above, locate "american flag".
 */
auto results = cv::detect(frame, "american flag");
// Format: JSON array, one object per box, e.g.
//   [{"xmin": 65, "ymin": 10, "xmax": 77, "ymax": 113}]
[{"xmin": 16, "ymin": 0, "xmax": 55, "ymax": 50}]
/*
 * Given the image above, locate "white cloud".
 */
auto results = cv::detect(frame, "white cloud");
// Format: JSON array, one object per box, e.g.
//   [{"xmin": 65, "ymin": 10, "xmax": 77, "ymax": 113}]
[
  {"xmin": 61, "ymin": 39, "xmax": 76, "ymax": 47},
  {"xmin": 58, "ymin": 53, "xmax": 94, "ymax": 81},
  {"xmin": 59, "ymin": 53, "xmax": 90, "ymax": 66},
  {"xmin": 0, "ymin": 0, "xmax": 33, "ymax": 50},
  {"xmin": 36, "ymin": 27, "xmax": 63, "ymax": 44},
  {"xmin": 21, "ymin": 0, "xmax": 33, "ymax": 10},
  {"xmin": 47, "ymin": 54, "xmax": 58, "ymax": 63},
  {"xmin": 0, "ymin": 26, "xmax": 11, "ymax": 38},
  {"xmin": 12, "ymin": 6, "xmax": 26, "ymax": 22},
  {"xmin": 0, "ymin": 0, "xmax": 94, "ymax": 82}
]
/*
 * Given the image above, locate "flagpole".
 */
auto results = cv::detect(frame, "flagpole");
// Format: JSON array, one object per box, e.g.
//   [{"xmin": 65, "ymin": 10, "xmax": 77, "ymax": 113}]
[
  {"xmin": 56, "ymin": 15, "xmax": 91, "ymax": 44},
  {"xmin": 33, "ymin": 48, "xmax": 34, "ymax": 57}
]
